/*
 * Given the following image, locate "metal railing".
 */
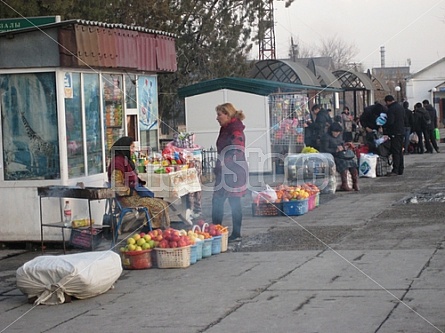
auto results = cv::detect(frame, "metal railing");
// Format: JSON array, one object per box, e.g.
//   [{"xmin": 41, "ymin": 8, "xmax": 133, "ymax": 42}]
[{"xmin": 201, "ymin": 147, "xmax": 217, "ymax": 183}]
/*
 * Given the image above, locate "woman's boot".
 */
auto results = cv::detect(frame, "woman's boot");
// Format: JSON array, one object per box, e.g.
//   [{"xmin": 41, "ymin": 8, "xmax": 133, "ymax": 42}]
[
  {"xmin": 350, "ymin": 168, "xmax": 360, "ymax": 191},
  {"xmin": 340, "ymin": 171, "xmax": 352, "ymax": 191}
]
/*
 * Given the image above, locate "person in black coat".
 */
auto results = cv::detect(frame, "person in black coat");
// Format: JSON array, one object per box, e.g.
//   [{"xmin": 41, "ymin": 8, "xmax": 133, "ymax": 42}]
[
  {"xmin": 412, "ymin": 102, "xmax": 431, "ymax": 154},
  {"xmin": 359, "ymin": 102, "xmax": 386, "ymax": 153},
  {"xmin": 422, "ymin": 100, "xmax": 440, "ymax": 153},
  {"xmin": 403, "ymin": 101, "xmax": 414, "ymax": 154},
  {"xmin": 305, "ymin": 104, "xmax": 332, "ymax": 150},
  {"xmin": 383, "ymin": 95, "xmax": 405, "ymax": 176},
  {"xmin": 320, "ymin": 122, "xmax": 359, "ymax": 191}
]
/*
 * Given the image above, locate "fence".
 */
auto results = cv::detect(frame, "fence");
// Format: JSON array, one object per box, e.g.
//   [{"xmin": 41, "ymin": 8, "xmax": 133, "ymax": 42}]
[{"xmin": 201, "ymin": 147, "xmax": 217, "ymax": 184}]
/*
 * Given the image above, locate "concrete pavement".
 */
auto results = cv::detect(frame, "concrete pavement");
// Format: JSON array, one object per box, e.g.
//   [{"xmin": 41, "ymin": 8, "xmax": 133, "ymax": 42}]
[{"xmin": 1, "ymin": 142, "xmax": 445, "ymax": 333}]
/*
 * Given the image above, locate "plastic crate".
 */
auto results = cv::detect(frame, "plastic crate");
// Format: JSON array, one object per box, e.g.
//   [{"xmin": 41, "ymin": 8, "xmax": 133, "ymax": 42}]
[
  {"xmin": 308, "ymin": 195, "xmax": 316, "ymax": 211},
  {"xmin": 69, "ymin": 228, "xmax": 102, "ymax": 249},
  {"xmin": 190, "ymin": 244, "xmax": 198, "ymax": 264},
  {"xmin": 195, "ymin": 239, "xmax": 203, "ymax": 261},
  {"xmin": 121, "ymin": 250, "xmax": 152, "ymax": 270},
  {"xmin": 282, "ymin": 199, "xmax": 308, "ymax": 216},
  {"xmin": 251, "ymin": 203, "xmax": 282, "ymax": 217},
  {"xmin": 155, "ymin": 246, "xmax": 191, "ymax": 268},
  {"xmin": 211, "ymin": 235, "xmax": 222, "ymax": 255},
  {"xmin": 202, "ymin": 238, "xmax": 213, "ymax": 258}
]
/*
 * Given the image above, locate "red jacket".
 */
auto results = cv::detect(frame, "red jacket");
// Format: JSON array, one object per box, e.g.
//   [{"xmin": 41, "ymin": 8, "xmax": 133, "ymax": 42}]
[{"xmin": 214, "ymin": 118, "xmax": 248, "ymax": 197}]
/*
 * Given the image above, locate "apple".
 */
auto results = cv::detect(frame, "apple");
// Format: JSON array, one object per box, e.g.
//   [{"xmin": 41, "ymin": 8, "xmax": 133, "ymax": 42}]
[
  {"xmin": 133, "ymin": 234, "xmax": 141, "ymax": 241},
  {"xmin": 141, "ymin": 242, "xmax": 150, "ymax": 250},
  {"xmin": 135, "ymin": 246, "xmax": 143, "ymax": 251},
  {"xmin": 144, "ymin": 234, "xmax": 152, "ymax": 242},
  {"xmin": 127, "ymin": 244, "xmax": 136, "ymax": 251},
  {"xmin": 127, "ymin": 238, "xmax": 136, "ymax": 245},
  {"xmin": 136, "ymin": 238, "xmax": 146, "ymax": 246}
]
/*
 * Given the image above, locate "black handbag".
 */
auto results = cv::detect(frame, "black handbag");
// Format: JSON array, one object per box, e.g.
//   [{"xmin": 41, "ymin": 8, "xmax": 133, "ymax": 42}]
[{"xmin": 337, "ymin": 149, "xmax": 355, "ymax": 160}]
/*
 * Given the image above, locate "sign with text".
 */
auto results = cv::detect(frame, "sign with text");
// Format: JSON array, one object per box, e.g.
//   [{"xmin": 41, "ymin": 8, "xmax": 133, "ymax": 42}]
[{"xmin": 0, "ymin": 16, "xmax": 60, "ymax": 32}]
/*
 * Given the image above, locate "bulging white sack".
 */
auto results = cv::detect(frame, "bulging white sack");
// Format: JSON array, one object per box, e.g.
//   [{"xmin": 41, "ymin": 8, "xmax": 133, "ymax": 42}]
[{"xmin": 16, "ymin": 251, "xmax": 122, "ymax": 305}]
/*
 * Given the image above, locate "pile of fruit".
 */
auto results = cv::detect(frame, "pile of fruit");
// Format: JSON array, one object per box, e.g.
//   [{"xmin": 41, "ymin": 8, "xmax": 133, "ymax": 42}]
[
  {"xmin": 274, "ymin": 183, "xmax": 319, "ymax": 202},
  {"xmin": 156, "ymin": 228, "xmax": 193, "ymax": 248},
  {"xmin": 301, "ymin": 146, "xmax": 319, "ymax": 153},
  {"xmin": 120, "ymin": 231, "xmax": 157, "ymax": 253}
]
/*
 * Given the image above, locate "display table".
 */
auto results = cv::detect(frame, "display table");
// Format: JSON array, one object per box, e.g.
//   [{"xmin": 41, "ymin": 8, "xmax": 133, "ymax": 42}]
[
  {"xmin": 38, "ymin": 186, "xmax": 115, "ymax": 254},
  {"xmin": 140, "ymin": 168, "xmax": 201, "ymax": 223},
  {"xmin": 140, "ymin": 168, "xmax": 201, "ymax": 199}
]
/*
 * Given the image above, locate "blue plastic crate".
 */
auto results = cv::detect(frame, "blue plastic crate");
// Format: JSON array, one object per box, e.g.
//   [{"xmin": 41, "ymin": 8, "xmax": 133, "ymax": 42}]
[{"xmin": 282, "ymin": 199, "xmax": 308, "ymax": 216}]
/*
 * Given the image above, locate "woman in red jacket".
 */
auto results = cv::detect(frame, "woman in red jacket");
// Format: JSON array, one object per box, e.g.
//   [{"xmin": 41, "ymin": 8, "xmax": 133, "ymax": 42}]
[
  {"xmin": 107, "ymin": 136, "xmax": 170, "ymax": 229},
  {"xmin": 212, "ymin": 103, "xmax": 249, "ymax": 242}
]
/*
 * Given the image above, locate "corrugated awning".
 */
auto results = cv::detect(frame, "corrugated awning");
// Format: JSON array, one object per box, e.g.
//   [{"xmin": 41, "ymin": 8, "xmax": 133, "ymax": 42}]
[{"xmin": 178, "ymin": 77, "xmax": 341, "ymax": 98}]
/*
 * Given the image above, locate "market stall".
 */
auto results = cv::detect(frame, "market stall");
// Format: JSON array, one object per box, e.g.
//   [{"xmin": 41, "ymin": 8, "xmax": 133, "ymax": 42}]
[{"xmin": 0, "ymin": 19, "xmax": 177, "ymax": 242}]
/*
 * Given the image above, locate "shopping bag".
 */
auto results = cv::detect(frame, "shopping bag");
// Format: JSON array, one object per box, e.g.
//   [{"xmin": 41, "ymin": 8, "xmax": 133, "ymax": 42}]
[
  {"xmin": 434, "ymin": 128, "xmax": 440, "ymax": 141},
  {"xmin": 409, "ymin": 132, "xmax": 419, "ymax": 144}
]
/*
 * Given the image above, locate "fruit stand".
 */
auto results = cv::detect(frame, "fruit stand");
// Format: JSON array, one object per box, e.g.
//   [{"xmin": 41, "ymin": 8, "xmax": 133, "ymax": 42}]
[{"xmin": 119, "ymin": 223, "xmax": 228, "ymax": 269}]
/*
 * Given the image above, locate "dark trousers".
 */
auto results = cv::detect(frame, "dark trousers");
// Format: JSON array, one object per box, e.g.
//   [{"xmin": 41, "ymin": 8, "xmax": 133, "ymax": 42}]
[
  {"xmin": 390, "ymin": 134, "xmax": 404, "ymax": 175},
  {"xmin": 427, "ymin": 129, "xmax": 439, "ymax": 152},
  {"xmin": 212, "ymin": 195, "xmax": 242, "ymax": 237},
  {"xmin": 403, "ymin": 127, "xmax": 411, "ymax": 153}
]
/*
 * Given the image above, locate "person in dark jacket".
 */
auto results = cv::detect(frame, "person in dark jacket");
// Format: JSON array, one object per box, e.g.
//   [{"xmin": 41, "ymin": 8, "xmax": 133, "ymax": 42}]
[
  {"xmin": 383, "ymin": 95, "xmax": 405, "ymax": 176},
  {"xmin": 212, "ymin": 102, "xmax": 249, "ymax": 242},
  {"xmin": 359, "ymin": 102, "xmax": 386, "ymax": 152},
  {"xmin": 320, "ymin": 122, "xmax": 359, "ymax": 191},
  {"xmin": 402, "ymin": 101, "xmax": 414, "ymax": 154},
  {"xmin": 422, "ymin": 100, "xmax": 440, "ymax": 153},
  {"xmin": 305, "ymin": 104, "xmax": 332, "ymax": 150},
  {"xmin": 412, "ymin": 102, "xmax": 431, "ymax": 154}
]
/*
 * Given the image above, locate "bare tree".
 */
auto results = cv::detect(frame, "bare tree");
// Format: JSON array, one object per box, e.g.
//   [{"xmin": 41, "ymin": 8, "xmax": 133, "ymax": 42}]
[{"xmin": 317, "ymin": 34, "xmax": 359, "ymax": 70}]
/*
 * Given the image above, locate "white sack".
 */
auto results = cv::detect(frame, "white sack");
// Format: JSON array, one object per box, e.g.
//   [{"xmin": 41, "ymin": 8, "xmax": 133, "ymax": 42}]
[
  {"xmin": 16, "ymin": 251, "xmax": 122, "ymax": 305},
  {"xmin": 359, "ymin": 153, "xmax": 378, "ymax": 178}
]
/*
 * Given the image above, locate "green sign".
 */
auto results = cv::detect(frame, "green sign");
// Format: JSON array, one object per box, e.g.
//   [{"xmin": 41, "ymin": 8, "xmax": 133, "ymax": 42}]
[{"xmin": 0, "ymin": 16, "xmax": 60, "ymax": 32}]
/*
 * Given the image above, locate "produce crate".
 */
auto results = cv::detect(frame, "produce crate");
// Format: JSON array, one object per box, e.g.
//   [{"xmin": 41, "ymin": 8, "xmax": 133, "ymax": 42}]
[
  {"xmin": 282, "ymin": 199, "xmax": 308, "ymax": 216},
  {"xmin": 195, "ymin": 239, "xmax": 203, "ymax": 261},
  {"xmin": 190, "ymin": 244, "xmax": 198, "ymax": 265},
  {"xmin": 121, "ymin": 250, "xmax": 152, "ymax": 270},
  {"xmin": 308, "ymin": 194, "xmax": 316, "ymax": 211},
  {"xmin": 155, "ymin": 246, "xmax": 191, "ymax": 268},
  {"xmin": 211, "ymin": 235, "xmax": 222, "ymax": 255},
  {"xmin": 221, "ymin": 232, "xmax": 228, "ymax": 252},
  {"xmin": 202, "ymin": 238, "xmax": 213, "ymax": 258},
  {"xmin": 251, "ymin": 203, "xmax": 282, "ymax": 217},
  {"xmin": 69, "ymin": 228, "xmax": 102, "ymax": 249}
]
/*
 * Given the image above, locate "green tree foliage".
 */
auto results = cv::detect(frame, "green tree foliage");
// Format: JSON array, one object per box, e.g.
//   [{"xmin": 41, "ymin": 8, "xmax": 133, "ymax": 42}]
[{"xmin": 1, "ymin": 0, "xmax": 267, "ymax": 132}]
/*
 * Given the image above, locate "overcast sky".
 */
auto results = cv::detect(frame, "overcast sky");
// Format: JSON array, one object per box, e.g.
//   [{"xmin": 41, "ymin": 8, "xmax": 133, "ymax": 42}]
[{"xmin": 267, "ymin": 0, "xmax": 445, "ymax": 73}]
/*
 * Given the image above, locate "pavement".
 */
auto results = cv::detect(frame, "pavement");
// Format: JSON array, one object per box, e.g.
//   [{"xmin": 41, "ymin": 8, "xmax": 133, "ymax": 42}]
[{"xmin": 1, "ymin": 139, "xmax": 445, "ymax": 333}]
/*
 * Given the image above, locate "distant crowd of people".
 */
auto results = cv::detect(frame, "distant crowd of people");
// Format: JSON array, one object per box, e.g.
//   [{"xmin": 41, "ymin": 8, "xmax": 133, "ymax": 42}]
[{"xmin": 305, "ymin": 97, "xmax": 441, "ymax": 189}]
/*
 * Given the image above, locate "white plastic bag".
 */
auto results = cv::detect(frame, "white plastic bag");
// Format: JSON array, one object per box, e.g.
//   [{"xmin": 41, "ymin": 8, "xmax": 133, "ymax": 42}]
[
  {"xmin": 16, "ymin": 251, "xmax": 122, "ymax": 305},
  {"xmin": 359, "ymin": 153, "xmax": 378, "ymax": 178},
  {"xmin": 251, "ymin": 184, "xmax": 278, "ymax": 204}
]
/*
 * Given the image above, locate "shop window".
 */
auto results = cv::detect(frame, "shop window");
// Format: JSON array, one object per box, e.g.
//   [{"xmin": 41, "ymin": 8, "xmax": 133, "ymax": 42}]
[
  {"xmin": 103, "ymin": 74, "xmax": 124, "ymax": 154},
  {"xmin": 138, "ymin": 75, "xmax": 158, "ymax": 151},
  {"xmin": 125, "ymin": 74, "xmax": 137, "ymax": 109},
  {"xmin": 65, "ymin": 73, "xmax": 84, "ymax": 177},
  {"xmin": 84, "ymin": 74, "xmax": 103, "ymax": 175},
  {"xmin": 0, "ymin": 72, "xmax": 60, "ymax": 180},
  {"xmin": 65, "ymin": 73, "xmax": 104, "ymax": 178}
]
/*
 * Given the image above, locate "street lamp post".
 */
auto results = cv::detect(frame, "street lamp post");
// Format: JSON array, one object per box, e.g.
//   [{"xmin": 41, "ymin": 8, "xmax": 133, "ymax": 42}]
[{"xmin": 395, "ymin": 86, "xmax": 401, "ymax": 102}]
